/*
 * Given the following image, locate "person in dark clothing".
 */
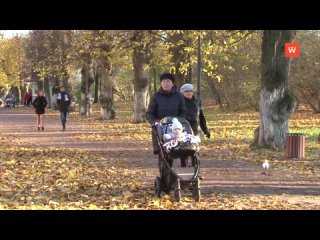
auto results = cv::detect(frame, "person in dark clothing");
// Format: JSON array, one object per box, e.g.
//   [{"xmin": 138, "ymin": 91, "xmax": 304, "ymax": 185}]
[
  {"xmin": 32, "ymin": 90, "xmax": 48, "ymax": 131},
  {"xmin": 27, "ymin": 95, "xmax": 32, "ymax": 106},
  {"xmin": 57, "ymin": 85, "xmax": 71, "ymax": 131},
  {"xmin": 180, "ymin": 83, "xmax": 210, "ymax": 137},
  {"xmin": 180, "ymin": 83, "xmax": 210, "ymax": 170},
  {"xmin": 5, "ymin": 93, "xmax": 15, "ymax": 107},
  {"xmin": 146, "ymin": 73, "xmax": 187, "ymax": 155}
]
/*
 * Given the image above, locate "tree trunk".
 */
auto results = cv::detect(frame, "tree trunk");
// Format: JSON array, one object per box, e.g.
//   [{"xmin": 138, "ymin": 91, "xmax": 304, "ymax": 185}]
[
  {"xmin": 80, "ymin": 63, "xmax": 94, "ymax": 115},
  {"xmin": 169, "ymin": 32, "xmax": 192, "ymax": 89},
  {"xmin": 62, "ymin": 73, "xmax": 70, "ymax": 92},
  {"xmin": 317, "ymin": 89, "xmax": 320, "ymax": 111},
  {"xmin": 80, "ymin": 92, "xmax": 86, "ymax": 115},
  {"xmin": 205, "ymin": 75, "xmax": 223, "ymax": 107},
  {"xmin": 80, "ymin": 64, "xmax": 88, "ymax": 115},
  {"xmin": 94, "ymin": 66, "xmax": 99, "ymax": 103},
  {"xmin": 255, "ymin": 30, "xmax": 297, "ymax": 148},
  {"xmin": 51, "ymin": 94, "xmax": 57, "ymax": 109},
  {"xmin": 299, "ymin": 89, "xmax": 319, "ymax": 113},
  {"xmin": 51, "ymin": 77, "xmax": 59, "ymax": 108},
  {"xmin": 44, "ymin": 77, "xmax": 51, "ymax": 108},
  {"xmin": 48, "ymin": 78, "xmax": 53, "ymax": 108},
  {"xmin": 21, "ymin": 86, "xmax": 26, "ymax": 105},
  {"xmin": 131, "ymin": 43, "xmax": 150, "ymax": 123},
  {"xmin": 99, "ymin": 58, "xmax": 115, "ymax": 120},
  {"xmin": 17, "ymin": 86, "xmax": 21, "ymax": 105},
  {"xmin": 81, "ymin": 92, "xmax": 92, "ymax": 114}
]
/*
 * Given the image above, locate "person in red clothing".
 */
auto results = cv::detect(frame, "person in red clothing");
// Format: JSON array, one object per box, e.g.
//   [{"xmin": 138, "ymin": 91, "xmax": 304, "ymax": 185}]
[{"xmin": 24, "ymin": 91, "xmax": 30, "ymax": 106}]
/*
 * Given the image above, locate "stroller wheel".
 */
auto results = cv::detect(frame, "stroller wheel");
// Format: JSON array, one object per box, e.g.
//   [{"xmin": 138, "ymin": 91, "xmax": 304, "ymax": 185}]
[
  {"xmin": 194, "ymin": 178, "xmax": 201, "ymax": 202},
  {"xmin": 194, "ymin": 189, "xmax": 201, "ymax": 202},
  {"xmin": 196, "ymin": 178, "xmax": 200, "ymax": 188},
  {"xmin": 154, "ymin": 177, "xmax": 161, "ymax": 198},
  {"xmin": 174, "ymin": 179, "xmax": 181, "ymax": 202},
  {"xmin": 174, "ymin": 189, "xmax": 181, "ymax": 202}
]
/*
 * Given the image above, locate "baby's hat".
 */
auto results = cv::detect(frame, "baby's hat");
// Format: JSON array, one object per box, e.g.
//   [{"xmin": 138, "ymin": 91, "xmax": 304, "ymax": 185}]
[{"xmin": 171, "ymin": 118, "xmax": 182, "ymax": 130}]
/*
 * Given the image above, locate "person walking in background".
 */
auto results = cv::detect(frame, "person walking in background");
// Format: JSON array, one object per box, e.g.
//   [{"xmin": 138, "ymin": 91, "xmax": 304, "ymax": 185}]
[
  {"xmin": 24, "ymin": 91, "xmax": 30, "ymax": 106},
  {"xmin": 32, "ymin": 90, "xmax": 47, "ymax": 131},
  {"xmin": 27, "ymin": 94, "xmax": 33, "ymax": 107},
  {"xmin": 180, "ymin": 83, "xmax": 210, "ymax": 138},
  {"xmin": 180, "ymin": 83, "xmax": 210, "ymax": 170},
  {"xmin": 57, "ymin": 85, "xmax": 71, "ymax": 131}
]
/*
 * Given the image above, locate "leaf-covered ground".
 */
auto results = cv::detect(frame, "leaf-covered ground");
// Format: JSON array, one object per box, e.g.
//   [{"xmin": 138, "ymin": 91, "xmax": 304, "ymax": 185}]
[{"xmin": 0, "ymin": 102, "xmax": 320, "ymax": 209}]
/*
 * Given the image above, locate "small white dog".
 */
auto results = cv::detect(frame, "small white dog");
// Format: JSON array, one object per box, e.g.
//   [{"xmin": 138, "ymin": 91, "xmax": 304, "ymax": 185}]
[{"xmin": 262, "ymin": 160, "xmax": 269, "ymax": 170}]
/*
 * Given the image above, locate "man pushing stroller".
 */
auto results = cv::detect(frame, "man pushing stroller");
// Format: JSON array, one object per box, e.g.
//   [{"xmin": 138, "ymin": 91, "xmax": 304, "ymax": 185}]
[
  {"xmin": 146, "ymin": 72, "xmax": 186, "ymax": 158},
  {"xmin": 146, "ymin": 73, "xmax": 202, "ymax": 201}
]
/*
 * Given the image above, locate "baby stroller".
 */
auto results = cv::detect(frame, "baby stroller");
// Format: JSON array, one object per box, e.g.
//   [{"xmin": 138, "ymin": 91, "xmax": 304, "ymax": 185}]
[
  {"xmin": 153, "ymin": 116, "xmax": 201, "ymax": 202},
  {"xmin": 5, "ymin": 98, "xmax": 16, "ymax": 108}
]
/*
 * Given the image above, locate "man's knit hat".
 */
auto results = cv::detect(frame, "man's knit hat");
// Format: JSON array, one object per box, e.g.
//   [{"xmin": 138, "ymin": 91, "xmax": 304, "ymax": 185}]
[{"xmin": 160, "ymin": 73, "xmax": 175, "ymax": 83}]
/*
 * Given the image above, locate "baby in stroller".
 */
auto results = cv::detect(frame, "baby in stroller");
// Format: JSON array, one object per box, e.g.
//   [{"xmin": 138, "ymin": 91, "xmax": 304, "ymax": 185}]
[
  {"xmin": 153, "ymin": 117, "xmax": 201, "ymax": 202},
  {"xmin": 162, "ymin": 118, "xmax": 200, "ymax": 153}
]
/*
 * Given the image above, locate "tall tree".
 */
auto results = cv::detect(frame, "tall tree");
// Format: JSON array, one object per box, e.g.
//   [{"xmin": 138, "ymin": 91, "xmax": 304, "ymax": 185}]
[
  {"xmin": 43, "ymin": 77, "xmax": 51, "ymax": 108},
  {"xmin": 131, "ymin": 30, "xmax": 151, "ymax": 123},
  {"xmin": 25, "ymin": 30, "xmax": 74, "ymax": 96},
  {"xmin": 72, "ymin": 30, "xmax": 95, "ymax": 115},
  {"xmin": 96, "ymin": 31, "xmax": 115, "ymax": 120},
  {"xmin": 74, "ymin": 30, "xmax": 118, "ymax": 119},
  {"xmin": 80, "ymin": 62, "xmax": 94, "ymax": 115},
  {"xmin": 290, "ymin": 31, "xmax": 320, "ymax": 113},
  {"xmin": 167, "ymin": 30, "xmax": 193, "ymax": 89},
  {"xmin": 0, "ymin": 36, "xmax": 27, "ymax": 102},
  {"xmin": 93, "ymin": 66, "xmax": 99, "ymax": 103},
  {"xmin": 99, "ymin": 55, "xmax": 115, "ymax": 119},
  {"xmin": 254, "ymin": 30, "xmax": 297, "ymax": 148}
]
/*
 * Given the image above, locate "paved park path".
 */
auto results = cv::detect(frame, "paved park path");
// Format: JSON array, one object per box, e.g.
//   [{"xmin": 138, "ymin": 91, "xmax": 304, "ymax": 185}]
[{"xmin": 1, "ymin": 106, "xmax": 320, "ymax": 208}]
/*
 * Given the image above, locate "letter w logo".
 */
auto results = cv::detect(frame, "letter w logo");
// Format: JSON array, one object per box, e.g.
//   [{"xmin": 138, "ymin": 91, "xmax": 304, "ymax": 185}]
[
  {"xmin": 288, "ymin": 47, "xmax": 296, "ymax": 53},
  {"xmin": 285, "ymin": 43, "xmax": 300, "ymax": 58}
]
